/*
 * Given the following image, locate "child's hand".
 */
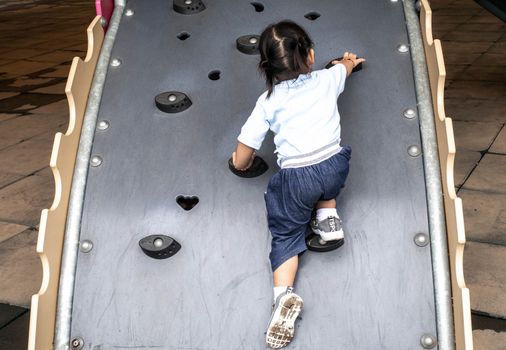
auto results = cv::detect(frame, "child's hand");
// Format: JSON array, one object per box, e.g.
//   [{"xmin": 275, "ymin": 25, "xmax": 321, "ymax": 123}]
[
  {"xmin": 232, "ymin": 151, "xmax": 256, "ymax": 171},
  {"xmin": 342, "ymin": 52, "xmax": 365, "ymax": 67},
  {"xmin": 337, "ymin": 52, "xmax": 366, "ymax": 76}
]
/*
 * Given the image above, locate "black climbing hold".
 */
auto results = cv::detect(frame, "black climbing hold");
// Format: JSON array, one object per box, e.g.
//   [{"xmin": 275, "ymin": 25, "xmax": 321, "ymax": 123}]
[
  {"xmin": 236, "ymin": 35, "xmax": 260, "ymax": 55},
  {"xmin": 208, "ymin": 70, "xmax": 221, "ymax": 81},
  {"xmin": 176, "ymin": 195, "xmax": 199, "ymax": 211},
  {"xmin": 325, "ymin": 57, "xmax": 363, "ymax": 73},
  {"xmin": 173, "ymin": 0, "xmax": 206, "ymax": 15},
  {"xmin": 155, "ymin": 91, "xmax": 192, "ymax": 113},
  {"xmin": 177, "ymin": 31, "xmax": 191, "ymax": 40},
  {"xmin": 251, "ymin": 2, "xmax": 264, "ymax": 12},
  {"xmin": 228, "ymin": 156, "xmax": 268, "ymax": 178},
  {"xmin": 304, "ymin": 11, "xmax": 321, "ymax": 20},
  {"xmin": 139, "ymin": 235, "xmax": 181, "ymax": 259},
  {"xmin": 306, "ymin": 233, "xmax": 344, "ymax": 252}
]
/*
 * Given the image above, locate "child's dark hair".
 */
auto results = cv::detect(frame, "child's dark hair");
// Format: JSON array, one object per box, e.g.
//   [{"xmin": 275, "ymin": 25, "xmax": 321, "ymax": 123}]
[{"xmin": 258, "ymin": 20, "xmax": 314, "ymax": 97}]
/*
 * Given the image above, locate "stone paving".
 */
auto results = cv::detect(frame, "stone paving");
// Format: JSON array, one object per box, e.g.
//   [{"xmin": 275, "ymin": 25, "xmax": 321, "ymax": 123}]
[{"xmin": 0, "ymin": 0, "xmax": 504, "ymax": 349}]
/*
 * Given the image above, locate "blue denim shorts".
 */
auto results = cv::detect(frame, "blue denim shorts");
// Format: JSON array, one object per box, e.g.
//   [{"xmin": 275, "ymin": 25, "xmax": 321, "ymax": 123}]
[{"xmin": 264, "ymin": 146, "xmax": 351, "ymax": 271}]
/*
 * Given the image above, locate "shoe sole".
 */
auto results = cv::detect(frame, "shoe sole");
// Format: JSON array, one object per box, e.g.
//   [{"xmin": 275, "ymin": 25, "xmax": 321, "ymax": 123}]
[
  {"xmin": 266, "ymin": 294, "xmax": 303, "ymax": 349},
  {"xmin": 306, "ymin": 233, "xmax": 345, "ymax": 252}
]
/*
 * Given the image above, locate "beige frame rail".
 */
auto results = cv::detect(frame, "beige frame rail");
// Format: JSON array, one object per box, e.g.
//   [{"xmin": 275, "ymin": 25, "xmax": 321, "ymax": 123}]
[
  {"xmin": 420, "ymin": 1, "xmax": 473, "ymax": 349},
  {"xmin": 28, "ymin": 16, "xmax": 104, "ymax": 350}
]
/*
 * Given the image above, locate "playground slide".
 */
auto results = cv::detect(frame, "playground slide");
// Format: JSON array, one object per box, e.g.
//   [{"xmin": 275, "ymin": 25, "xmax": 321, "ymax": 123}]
[{"xmin": 28, "ymin": 1, "xmax": 473, "ymax": 349}]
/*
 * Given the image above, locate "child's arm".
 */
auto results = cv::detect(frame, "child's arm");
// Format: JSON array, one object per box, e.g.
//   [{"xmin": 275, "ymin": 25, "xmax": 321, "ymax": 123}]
[
  {"xmin": 332, "ymin": 52, "xmax": 365, "ymax": 77},
  {"xmin": 232, "ymin": 141, "xmax": 256, "ymax": 170}
]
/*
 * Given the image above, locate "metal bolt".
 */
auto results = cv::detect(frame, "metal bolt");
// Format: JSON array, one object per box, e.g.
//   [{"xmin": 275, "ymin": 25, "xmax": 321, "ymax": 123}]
[
  {"xmin": 407, "ymin": 145, "xmax": 421, "ymax": 157},
  {"xmin": 97, "ymin": 120, "xmax": 110, "ymax": 131},
  {"xmin": 390, "ymin": 0, "xmax": 399, "ymax": 2},
  {"xmin": 403, "ymin": 108, "xmax": 416, "ymax": 119},
  {"xmin": 100, "ymin": 17, "xmax": 108, "ymax": 27},
  {"xmin": 70, "ymin": 337, "xmax": 84, "ymax": 350},
  {"xmin": 185, "ymin": 0, "xmax": 192, "ymax": 4},
  {"xmin": 90, "ymin": 155, "xmax": 103, "ymax": 167},
  {"xmin": 125, "ymin": 9, "xmax": 134, "ymax": 16},
  {"xmin": 154, "ymin": 238, "xmax": 164, "ymax": 248},
  {"xmin": 414, "ymin": 233, "xmax": 429, "ymax": 247},
  {"xmin": 168, "ymin": 94, "xmax": 177, "ymax": 102},
  {"xmin": 249, "ymin": 37, "xmax": 258, "ymax": 44},
  {"xmin": 110, "ymin": 58, "xmax": 122, "ymax": 67},
  {"xmin": 80, "ymin": 240, "xmax": 93, "ymax": 253},
  {"xmin": 420, "ymin": 334, "xmax": 437, "ymax": 349},
  {"xmin": 397, "ymin": 44, "xmax": 409, "ymax": 53}
]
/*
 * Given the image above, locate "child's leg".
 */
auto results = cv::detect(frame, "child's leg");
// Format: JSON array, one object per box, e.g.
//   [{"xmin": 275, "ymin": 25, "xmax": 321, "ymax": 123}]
[
  {"xmin": 316, "ymin": 198, "xmax": 336, "ymax": 209},
  {"xmin": 273, "ymin": 256, "xmax": 298, "ymax": 287}
]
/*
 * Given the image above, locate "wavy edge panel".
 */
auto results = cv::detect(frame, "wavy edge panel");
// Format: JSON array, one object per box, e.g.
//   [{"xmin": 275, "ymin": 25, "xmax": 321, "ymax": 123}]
[
  {"xmin": 420, "ymin": 1, "xmax": 473, "ymax": 349},
  {"xmin": 28, "ymin": 16, "xmax": 104, "ymax": 350}
]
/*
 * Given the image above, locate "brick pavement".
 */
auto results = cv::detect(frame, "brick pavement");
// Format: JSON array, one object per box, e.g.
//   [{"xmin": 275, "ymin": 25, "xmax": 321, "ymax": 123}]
[{"xmin": 0, "ymin": 0, "xmax": 504, "ymax": 349}]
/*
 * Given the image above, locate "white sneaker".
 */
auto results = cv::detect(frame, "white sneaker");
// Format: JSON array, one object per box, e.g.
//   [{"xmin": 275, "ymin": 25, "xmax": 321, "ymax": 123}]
[
  {"xmin": 310, "ymin": 215, "xmax": 344, "ymax": 241},
  {"xmin": 266, "ymin": 287, "xmax": 303, "ymax": 349}
]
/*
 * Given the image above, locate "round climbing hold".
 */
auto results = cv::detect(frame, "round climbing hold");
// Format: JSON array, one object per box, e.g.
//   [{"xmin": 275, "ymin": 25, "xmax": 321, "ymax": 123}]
[
  {"xmin": 155, "ymin": 91, "xmax": 192, "ymax": 113},
  {"xmin": 173, "ymin": 0, "xmax": 206, "ymax": 15},
  {"xmin": 139, "ymin": 235, "xmax": 181, "ymax": 259},
  {"xmin": 306, "ymin": 233, "xmax": 344, "ymax": 252},
  {"xmin": 325, "ymin": 57, "xmax": 363, "ymax": 73},
  {"xmin": 228, "ymin": 156, "xmax": 268, "ymax": 178},
  {"xmin": 236, "ymin": 35, "xmax": 260, "ymax": 55},
  {"xmin": 208, "ymin": 70, "xmax": 221, "ymax": 81}
]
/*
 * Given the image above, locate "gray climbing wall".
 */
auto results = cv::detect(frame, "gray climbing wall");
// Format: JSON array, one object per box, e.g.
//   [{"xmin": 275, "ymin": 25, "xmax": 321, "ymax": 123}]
[{"xmin": 70, "ymin": 0, "xmax": 438, "ymax": 348}]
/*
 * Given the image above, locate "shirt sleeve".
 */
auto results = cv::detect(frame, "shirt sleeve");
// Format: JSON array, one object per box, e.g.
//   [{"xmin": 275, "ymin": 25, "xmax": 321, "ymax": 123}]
[
  {"xmin": 329, "ymin": 63, "xmax": 347, "ymax": 95},
  {"xmin": 237, "ymin": 98, "xmax": 270, "ymax": 150}
]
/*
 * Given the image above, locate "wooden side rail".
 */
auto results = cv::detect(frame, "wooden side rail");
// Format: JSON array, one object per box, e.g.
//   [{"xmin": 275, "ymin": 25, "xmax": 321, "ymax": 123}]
[
  {"xmin": 28, "ymin": 16, "xmax": 104, "ymax": 350},
  {"xmin": 420, "ymin": 1, "xmax": 473, "ymax": 349}
]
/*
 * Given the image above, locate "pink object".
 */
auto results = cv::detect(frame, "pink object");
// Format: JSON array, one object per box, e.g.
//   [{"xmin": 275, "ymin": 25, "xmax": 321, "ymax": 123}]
[{"xmin": 95, "ymin": 0, "xmax": 114, "ymax": 31}]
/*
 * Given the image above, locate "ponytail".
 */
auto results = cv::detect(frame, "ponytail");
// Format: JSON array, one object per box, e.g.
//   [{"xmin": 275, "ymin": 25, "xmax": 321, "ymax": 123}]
[{"xmin": 257, "ymin": 21, "xmax": 314, "ymax": 98}]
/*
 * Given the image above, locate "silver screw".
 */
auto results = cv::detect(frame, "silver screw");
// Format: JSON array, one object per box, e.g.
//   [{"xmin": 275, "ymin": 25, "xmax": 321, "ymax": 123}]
[
  {"xmin": 90, "ymin": 155, "xmax": 103, "ymax": 167},
  {"xmin": 420, "ymin": 334, "xmax": 437, "ymax": 349},
  {"xmin": 100, "ymin": 17, "xmax": 108, "ymax": 27},
  {"xmin": 70, "ymin": 337, "xmax": 84, "ymax": 350},
  {"xmin": 154, "ymin": 238, "xmax": 164, "ymax": 248},
  {"xmin": 403, "ymin": 108, "xmax": 416, "ymax": 119},
  {"xmin": 408, "ymin": 145, "xmax": 421, "ymax": 157},
  {"xmin": 125, "ymin": 9, "xmax": 134, "ymax": 16},
  {"xmin": 97, "ymin": 120, "xmax": 110, "ymax": 131},
  {"xmin": 168, "ymin": 94, "xmax": 177, "ymax": 102},
  {"xmin": 414, "ymin": 233, "xmax": 429, "ymax": 247},
  {"xmin": 185, "ymin": 0, "xmax": 192, "ymax": 4},
  {"xmin": 397, "ymin": 44, "xmax": 409, "ymax": 53},
  {"xmin": 80, "ymin": 240, "xmax": 93, "ymax": 253},
  {"xmin": 110, "ymin": 58, "xmax": 122, "ymax": 67},
  {"xmin": 249, "ymin": 37, "xmax": 258, "ymax": 44}
]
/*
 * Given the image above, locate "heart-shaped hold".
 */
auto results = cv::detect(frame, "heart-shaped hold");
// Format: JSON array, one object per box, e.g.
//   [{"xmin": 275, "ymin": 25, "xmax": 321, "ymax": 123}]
[{"xmin": 176, "ymin": 195, "xmax": 199, "ymax": 211}]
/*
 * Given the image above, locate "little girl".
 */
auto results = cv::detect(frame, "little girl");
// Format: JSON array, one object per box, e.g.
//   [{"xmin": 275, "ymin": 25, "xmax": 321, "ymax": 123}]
[{"xmin": 232, "ymin": 20, "xmax": 364, "ymax": 348}]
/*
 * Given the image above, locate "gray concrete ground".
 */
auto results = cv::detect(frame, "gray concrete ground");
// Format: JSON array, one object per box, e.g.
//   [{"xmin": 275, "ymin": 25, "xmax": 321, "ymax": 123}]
[{"xmin": 0, "ymin": 0, "xmax": 504, "ymax": 349}]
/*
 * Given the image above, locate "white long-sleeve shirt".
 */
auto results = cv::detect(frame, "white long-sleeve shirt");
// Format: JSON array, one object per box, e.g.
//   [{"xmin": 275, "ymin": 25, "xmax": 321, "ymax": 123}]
[{"xmin": 238, "ymin": 63, "xmax": 347, "ymax": 168}]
